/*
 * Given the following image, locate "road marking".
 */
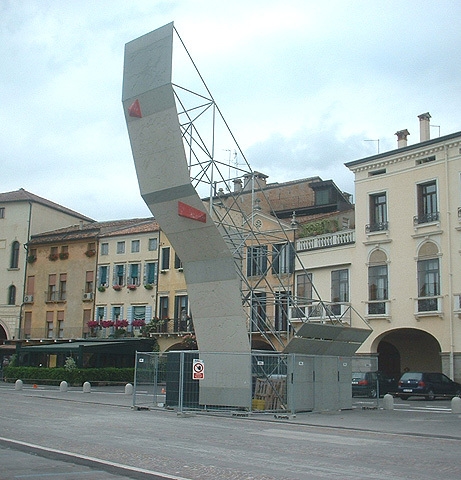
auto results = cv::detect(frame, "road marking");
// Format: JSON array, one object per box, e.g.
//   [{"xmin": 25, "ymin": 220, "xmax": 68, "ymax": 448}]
[
  {"xmin": 0, "ymin": 436, "xmax": 192, "ymax": 480},
  {"xmin": 251, "ymin": 429, "xmax": 389, "ymax": 446}
]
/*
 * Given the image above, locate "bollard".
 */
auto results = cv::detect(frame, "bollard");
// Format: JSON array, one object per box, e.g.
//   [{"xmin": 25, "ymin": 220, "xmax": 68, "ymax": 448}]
[
  {"xmin": 383, "ymin": 393, "xmax": 394, "ymax": 410},
  {"xmin": 125, "ymin": 383, "xmax": 133, "ymax": 395},
  {"xmin": 451, "ymin": 396, "xmax": 461, "ymax": 414},
  {"xmin": 15, "ymin": 379, "xmax": 23, "ymax": 391},
  {"xmin": 60, "ymin": 381, "xmax": 68, "ymax": 392},
  {"xmin": 82, "ymin": 381, "xmax": 91, "ymax": 393}
]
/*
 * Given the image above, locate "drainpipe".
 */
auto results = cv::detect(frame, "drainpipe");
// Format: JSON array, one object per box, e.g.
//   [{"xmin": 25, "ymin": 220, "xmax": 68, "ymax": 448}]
[
  {"xmin": 18, "ymin": 201, "xmax": 33, "ymax": 339},
  {"xmin": 444, "ymin": 144, "xmax": 455, "ymax": 379}
]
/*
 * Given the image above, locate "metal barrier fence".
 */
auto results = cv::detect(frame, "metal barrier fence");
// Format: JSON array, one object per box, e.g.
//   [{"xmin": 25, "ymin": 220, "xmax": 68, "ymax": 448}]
[{"xmin": 133, "ymin": 351, "xmax": 353, "ymax": 414}]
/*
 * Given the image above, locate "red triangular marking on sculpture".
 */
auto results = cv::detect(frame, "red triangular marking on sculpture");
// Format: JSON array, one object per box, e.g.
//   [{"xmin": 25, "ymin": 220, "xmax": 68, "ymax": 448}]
[
  {"xmin": 128, "ymin": 99, "xmax": 142, "ymax": 118},
  {"xmin": 178, "ymin": 201, "xmax": 207, "ymax": 223}
]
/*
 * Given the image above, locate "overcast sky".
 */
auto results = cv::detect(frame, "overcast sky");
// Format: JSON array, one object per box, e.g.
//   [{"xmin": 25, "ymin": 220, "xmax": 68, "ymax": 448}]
[{"xmin": 2, "ymin": 1, "xmax": 461, "ymax": 221}]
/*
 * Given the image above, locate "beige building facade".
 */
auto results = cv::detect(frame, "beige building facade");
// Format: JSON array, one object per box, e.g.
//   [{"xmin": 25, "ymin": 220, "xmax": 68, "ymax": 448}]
[
  {"xmin": 295, "ymin": 115, "xmax": 461, "ymax": 382},
  {"xmin": 0, "ymin": 189, "xmax": 93, "ymax": 343},
  {"xmin": 347, "ymin": 120, "xmax": 461, "ymax": 381}
]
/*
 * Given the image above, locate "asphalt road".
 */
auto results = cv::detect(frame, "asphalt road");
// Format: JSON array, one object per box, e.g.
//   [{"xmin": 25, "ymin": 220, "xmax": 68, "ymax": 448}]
[{"xmin": 1, "ymin": 384, "xmax": 460, "ymax": 480}]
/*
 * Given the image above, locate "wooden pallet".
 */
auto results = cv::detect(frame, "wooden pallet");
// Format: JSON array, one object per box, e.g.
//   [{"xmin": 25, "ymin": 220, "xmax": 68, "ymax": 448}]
[{"xmin": 253, "ymin": 378, "xmax": 286, "ymax": 410}]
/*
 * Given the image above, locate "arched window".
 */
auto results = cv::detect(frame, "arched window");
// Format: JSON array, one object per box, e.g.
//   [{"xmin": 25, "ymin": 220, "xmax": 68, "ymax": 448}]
[
  {"xmin": 10, "ymin": 241, "xmax": 20, "ymax": 268},
  {"xmin": 368, "ymin": 250, "xmax": 388, "ymax": 315},
  {"xmin": 8, "ymin": 285, "xmax": 16, "ymax": 305},
  {"xmin": 417, "ymin": 241, "xmax": 440, "ymax": 312}
]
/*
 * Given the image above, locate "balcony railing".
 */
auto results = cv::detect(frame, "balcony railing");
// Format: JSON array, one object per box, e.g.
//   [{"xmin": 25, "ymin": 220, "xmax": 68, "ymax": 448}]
[
  {"xmin": 296, "ymin": 229, "xmax": 355, "ymax": 252},
  {"xmin": 414, "ymin": 296, "xmax": 442, "ymax": 316},
  {"xmin": 413, "ymin": 212, "xmax": 440, "ymax": 225},
  {"xmin": 289, "ymin": 301, "xmax": 352, "ymax": 326},
  {"xmin": 365, "ymin": 221, "xmax": 389, "ymax": 233}
]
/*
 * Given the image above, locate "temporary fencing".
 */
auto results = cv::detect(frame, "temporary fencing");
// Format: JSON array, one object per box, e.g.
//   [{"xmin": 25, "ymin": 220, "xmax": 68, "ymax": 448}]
[{"xmin": 133, "ymin": 351, "xmax": 353, "ymax": 414}]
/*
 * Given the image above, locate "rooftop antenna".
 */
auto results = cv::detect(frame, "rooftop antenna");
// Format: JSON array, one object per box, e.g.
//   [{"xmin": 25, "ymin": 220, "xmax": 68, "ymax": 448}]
[
  {"xmin": 364, "ymin": 139, "xmax": 380, "ymax": 154},
  {"xmin": 430, "ymin": 125, "xmax": 441, "ymax": 137}
]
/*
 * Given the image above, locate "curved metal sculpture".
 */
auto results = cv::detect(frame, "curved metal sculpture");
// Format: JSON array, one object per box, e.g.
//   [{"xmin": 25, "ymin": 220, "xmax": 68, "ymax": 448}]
[{"xmin": 122, "ymin": 23, "xmax": 251, "ymax": 406}]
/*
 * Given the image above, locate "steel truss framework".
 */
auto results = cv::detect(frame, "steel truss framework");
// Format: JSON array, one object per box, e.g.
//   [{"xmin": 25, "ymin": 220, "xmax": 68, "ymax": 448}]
[{"xmin": 170, "ymin": 27, "xmax": 365, "ymax": 351}]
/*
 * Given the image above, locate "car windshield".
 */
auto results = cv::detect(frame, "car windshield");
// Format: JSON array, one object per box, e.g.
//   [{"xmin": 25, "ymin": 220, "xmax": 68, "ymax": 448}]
[
  {"xmin": 352, "ymin": 373, "xmax": 366, "ymax": 380},
  {"xmin": 400, "ymin": 373, "xmax": 422, "ymax": 382}
]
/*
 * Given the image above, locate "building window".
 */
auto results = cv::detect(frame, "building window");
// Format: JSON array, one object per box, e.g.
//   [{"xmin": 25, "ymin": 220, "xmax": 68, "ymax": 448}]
[
  {"xmin": 24, "ymin": 311, "xmax": 32, "ymax": 338},
  {"xmin": 293, "ymin": 273, "xmax": 313, "ymax": 318},
  {"xmin": 145, "ymin": 262, "xmax": 157, "ymax": 284},
  {"xmin": 96, "ymin": 307, "xmax": 105, "ymax": 322},
  {"xmin": 85, "ymin": 271, "xmax": 94, "ymax": 293},
  {"xmin": 57, "ymin": 311, "xmax": 64, "ymax": 338},
  {"xmin": 132, "ymin": 305, "xmax": 146, "ymax": 323},
  {"xmin": 47, "ymin": 274, "xmax": 57, "ymax": 302},
  {"xmin": 0, "ymin": 207, "xmax": 4, "ymax": 219},
  {"xmin": 368, "ymin": 264, "xmax": 388, "ymax": 315},
  {"xmin": 46, "ymin": 311, "xmax": 54, "ymax": 338},
  {"xmin": 100, "ymin": 243, "xmax": 109, "ymax": 255},
  {"xmin": 275, "ymin": 291, "xmax": 289, "ymax": 331},
  {"xmin": 26, "ymin": 276, "xmax": 35, "ymax": 298},
  {"xmin": 367, "ymin": 193, "xmax": 388, "ymax": 232},
  {"xmin": 112, "ymin": 306, "xmax": 121, "ymax": 321},
  {"xmin": 148, "ymin": 238, "xmax": 158, "ymax": 251},
  {"xmin": 159, "ymin": 296, "xmax": 169, "ymax": 319},
  {"xmin": 315, "ymin": 188, "xmax": 330, "ymax": 205},
  {"xmin": 174, "ymin": 295, "xmax": 189, "ymax": 332},
  {"xmin": 272, "ymin": 243, "xmax": 294, "ymax": 275},
  {"xmin": 416, "ymin": 180, "xmax": 438, "ymax": 224},
  {"xmin": 161, "ymin": 247, "xmax": 170, "ymax": 270},
  {"xmin": 8, "ymin": 285, "xmax": 16, "ymax": 305},
  {"xmin": 59, "ymin": 273, "xmax": 67, "ymax": 301},
  {"xmin": 116, "ymin": 241, "xmax": 125, "ymax": 254},
  {"xmin": 10, "ymin": 241, "xmax": 20, "ymax": 268},
  {"xmin": 331, "ymin": 269, "xmax": 349, "ymax": 315},
  {"xmin": 247, "ymin": 245, "xmax": 268, "ymax": 277},
  {"xmin": 98, "ymin": 265, "xmax": 109, "ymax": 287},
  {"xmin": 297, "ymin": 273, "xmax": 313, "ymax": 302},
  {"xmin": 114, "ymin": 264, "xmax": 125, "ymax": 286},
  {"xmin": 131, "ymin": 240, "xmax": 140, "ymax": 253},
  {"xmin": 251, "ymin": 292, "xmax": 267, "ymax": 332},
  {"xmin": 129, "ymin": 263, "xmax": 140, "ymax": 285},
  {"xmin": 417, "ymin": 257, "xmax": 440, "ymax": 312},
  {"xmin": 174, "ymin": 253, "xmax": 182, "ymax": 270}
]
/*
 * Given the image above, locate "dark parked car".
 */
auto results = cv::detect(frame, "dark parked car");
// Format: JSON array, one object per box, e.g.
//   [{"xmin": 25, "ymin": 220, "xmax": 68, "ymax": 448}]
[
  {"xmin": 397, "ymin": 372, "xmax": 461, "ymax": 400},
  {"xmin": 352, "ymin": 371, "xmax": 397, "ymax": 398}
]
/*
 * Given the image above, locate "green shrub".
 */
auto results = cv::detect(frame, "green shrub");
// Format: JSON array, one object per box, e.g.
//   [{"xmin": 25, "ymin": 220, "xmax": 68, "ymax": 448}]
[{"xmin": 3, "ymin": 366, "xmax": 134, "ymax": 386}]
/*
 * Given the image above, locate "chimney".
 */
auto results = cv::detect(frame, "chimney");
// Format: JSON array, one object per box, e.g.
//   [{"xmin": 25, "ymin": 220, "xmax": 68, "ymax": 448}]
[
  {"xmin": 418, "ymin": 112, "xmax": 431, "ymax": 142},
  {"xmin": 395, "ymin": 129, "xmax": 410, "ymax": 148},
  {"xmin": 243, "ymin": 171, "xmax": 268, "ymax": 191},
  {"xmin": 233, "ymin": 178, "xmax": 242, "ymax": 193}
]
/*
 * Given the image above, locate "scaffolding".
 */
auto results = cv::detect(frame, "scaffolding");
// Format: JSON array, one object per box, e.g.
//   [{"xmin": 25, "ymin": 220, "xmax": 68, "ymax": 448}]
[{"xmin": 168, "ymin": 26, "xmax": 365, "ymax": 352}]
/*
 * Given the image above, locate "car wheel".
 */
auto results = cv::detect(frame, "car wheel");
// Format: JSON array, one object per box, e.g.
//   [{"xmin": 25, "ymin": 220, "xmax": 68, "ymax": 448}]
[
  {"xmin": 425, "ymin": 389, "xmax": 435, "ymax": 401},
  {"xmin": 368, "ymin": 388, "xmax": 377, "ymax": 399},
  {"xmin": 399, "ymin": 395, "xmax": 409, "ymax": 400}
]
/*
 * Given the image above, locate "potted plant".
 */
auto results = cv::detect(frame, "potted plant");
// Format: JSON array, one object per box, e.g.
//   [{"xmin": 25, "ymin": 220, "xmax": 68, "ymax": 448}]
[
  {"xmin": 27, "ymin": 254, "xmax": 37, "ymax": 264},
  {"xmin": 115, "ymin": 319, "xmax": 129, "ymax": 329},
  {"xmin": 87, "ymin": 320, "xmax": 99, "ymax": 337},
  {"xmin": 49, "ymin": 253, "xmax": 59, "ymax": 261},
  {"xmin": 85, "ymin": 249, "xmax": 96, "ymax": 257},
  {"xmin": 132, "ymin": 319, "xmax": 146, "ymax": 328},
  {"xmin": 98, "ymin": 285, "xmax": 106, "ymax": 292},
  {"xmin": 127, "ymin": 284, "xmax": 137, "ymax": 290},
  {"xmin": 101, "ymin": 320, "xmax": 114, "ymax": 328},
  {"xmin": 113, "ymin": 285, "xmax": 122, "ymax": 291},
  {"xmin": 59, "ymin": 252, "xmax": 69, "ymax": 260},
  {"xmin": 144, "ymin": 284, "xmax": 153, "ymax": 290}
]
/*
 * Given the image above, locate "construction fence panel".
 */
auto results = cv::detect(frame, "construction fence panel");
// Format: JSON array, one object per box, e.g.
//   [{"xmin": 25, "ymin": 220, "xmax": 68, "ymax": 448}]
[{"xmin": 133, "ymin": 351, "xmax": 352, "ymax": 413}]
